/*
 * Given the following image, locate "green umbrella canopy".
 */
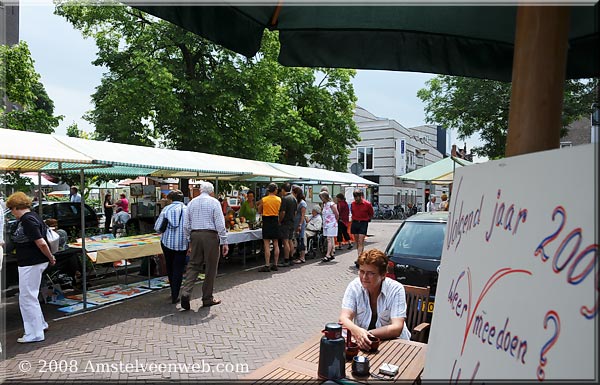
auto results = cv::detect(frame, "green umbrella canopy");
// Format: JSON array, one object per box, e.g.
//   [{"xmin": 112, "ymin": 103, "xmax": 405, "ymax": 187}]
[
  {"xmin": 131, "ymin": 4, "xmax": 599, "ymax": 82},
  {"xmin": 399, "ymin": 156, "xmax": 472, "ymax": 185}
]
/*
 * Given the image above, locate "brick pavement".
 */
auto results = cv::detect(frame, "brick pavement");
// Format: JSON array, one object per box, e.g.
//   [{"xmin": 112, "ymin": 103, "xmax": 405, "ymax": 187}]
[{"xmin": 1, "ymin": 221, "xmax": 401, "ymax": 383}]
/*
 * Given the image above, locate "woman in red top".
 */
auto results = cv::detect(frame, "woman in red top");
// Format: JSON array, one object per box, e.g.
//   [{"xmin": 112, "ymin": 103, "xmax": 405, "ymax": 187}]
[{"xmin": 335, "ymin": 193, "xmax": 352, "ymax": 249}]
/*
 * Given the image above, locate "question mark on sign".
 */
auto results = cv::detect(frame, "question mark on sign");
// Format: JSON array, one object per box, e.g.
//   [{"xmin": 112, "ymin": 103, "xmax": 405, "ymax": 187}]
[{"xmin": 537, "ymin": 310, "xmax": 561, "ymax": 381}]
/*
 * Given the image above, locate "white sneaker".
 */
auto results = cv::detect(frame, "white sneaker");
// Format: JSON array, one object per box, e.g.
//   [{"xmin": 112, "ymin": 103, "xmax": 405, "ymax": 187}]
[{"xmin": 17, "ymin": 336, "xmax": 44, "ymax": 343}]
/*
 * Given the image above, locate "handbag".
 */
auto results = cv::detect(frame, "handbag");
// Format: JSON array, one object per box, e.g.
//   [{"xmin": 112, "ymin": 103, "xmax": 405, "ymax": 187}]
[
  {"xmin": 158, "ymin": 216, "xmax": 169, "ymax": 233},
  {"xmin": 45, "ymin": 224, "xmax": 60, "ymax": 254}
]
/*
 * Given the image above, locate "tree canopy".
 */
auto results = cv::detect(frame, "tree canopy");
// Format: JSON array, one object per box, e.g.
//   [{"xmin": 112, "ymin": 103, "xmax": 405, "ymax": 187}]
[
  {"xmin": 417, "ymin": 76, "xmax": 597, "ymax": 159},
  {"xmin": 0, "ymin": 41, "xmax": 63, "ymax": 132},
  {"xmin": 55, "ymin": 3, "xmax": 359, "ymax": 171}
]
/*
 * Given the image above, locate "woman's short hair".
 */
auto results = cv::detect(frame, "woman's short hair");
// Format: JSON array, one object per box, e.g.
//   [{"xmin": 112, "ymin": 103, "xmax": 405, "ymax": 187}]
[
  {"xmin": 312, "ymin": 206, "xmax": 321, "ymax": 214},
  {"xmin": 336, "ymin": 193, "xmax": 345, "ymax": 200},
  {"xmin": 357, "ymin": 249, "xmax": 388, "ymax": 275},
  {"xmin": 167, "ymin": 189, "xmax": 184, "ymax": 202},
  {"xmin": 45, "ymin": 218, "xmax": 58, "ymax": 228},
  {"xmin": 6, "ymin": 192, "xmax": 32, "ymax": 210}
]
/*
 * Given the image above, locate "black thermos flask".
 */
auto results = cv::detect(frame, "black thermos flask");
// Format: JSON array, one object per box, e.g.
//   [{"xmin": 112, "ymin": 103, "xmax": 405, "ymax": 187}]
[{"xmin": 317, "ymin": 322, "xmax": 346, "ymax": 380}]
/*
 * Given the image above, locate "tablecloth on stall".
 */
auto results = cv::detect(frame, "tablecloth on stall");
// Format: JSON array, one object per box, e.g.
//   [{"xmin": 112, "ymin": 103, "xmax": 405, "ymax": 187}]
[
  {"xmin": 68, "ymin": 230, "xmax": 262, "ymax": 263},
  {"xmin": 68, "ymin": 233, "xmax": 162, "ymax": 264}
]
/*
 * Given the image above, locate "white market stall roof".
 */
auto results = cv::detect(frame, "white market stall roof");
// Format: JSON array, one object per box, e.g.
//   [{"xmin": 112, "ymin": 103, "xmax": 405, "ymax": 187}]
[
  {"xmin": 53, "ymin": 135, "xmax": 255, "ymax": 178},
  {"xmin": 268, "ymin": 163, "xmax": 377, "ymax": 185},
  {"xmin": 1, "ymin": 129, "xmax": 376, "ymax": 185},
  {"xmin": 0, "ymin": 128, "xmax": 102, "ymax": 172}
]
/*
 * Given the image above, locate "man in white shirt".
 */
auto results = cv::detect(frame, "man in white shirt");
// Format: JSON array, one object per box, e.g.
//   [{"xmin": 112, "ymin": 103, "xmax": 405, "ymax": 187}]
[
  {"xmin": 69, "ymin": 187, "xmax": 82, "ymax": 203},
  {"xmin": 181, "ymin": 181, "xmax": 228, "ymax": 310},
  {"xmin": 426, "ymin": 195, "xmax": 437, "ymax": 212},
  {"xmin": 111, "ymin": 207, "xmax": 131, "ymax": 237}
]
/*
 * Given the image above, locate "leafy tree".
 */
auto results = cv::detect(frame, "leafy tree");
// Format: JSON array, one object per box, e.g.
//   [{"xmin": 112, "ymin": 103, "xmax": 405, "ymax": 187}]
[
  {"xmin": 66, "ymin": 122, "xmax": 96, "ymax": 139},
  {"xmin": 54, "ymin": 3, "xmax": 359, "ymax": 171},
  {"xmin": 0, "ymin": 171, "xmax": 35, "ymax": 193},
  {"xmin": 417, "ymin": 76, "xmax": 597, "ymax": 159},
  {"xmin": 0, "ymin": 41, "xmax": 63, "ymax": 132}
]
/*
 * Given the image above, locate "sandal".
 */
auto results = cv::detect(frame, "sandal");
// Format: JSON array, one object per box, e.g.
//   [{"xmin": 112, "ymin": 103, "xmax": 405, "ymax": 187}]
[
  {"xmin": 293, "ymin": 259, "xmax": 306, "ymax": 264},
  {"xmin": 321, "ymin": 255, "xmax": 334, "ymax": 262},
  {"xmin": 202, "ymin": 298, "xmax": 222, "ymax": 307}
]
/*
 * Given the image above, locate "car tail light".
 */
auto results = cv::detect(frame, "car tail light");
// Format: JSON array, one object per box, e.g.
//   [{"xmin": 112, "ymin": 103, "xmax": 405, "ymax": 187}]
[{"xmin": 386, "ymin": 261, "xmax": 396, "ymax": 279}]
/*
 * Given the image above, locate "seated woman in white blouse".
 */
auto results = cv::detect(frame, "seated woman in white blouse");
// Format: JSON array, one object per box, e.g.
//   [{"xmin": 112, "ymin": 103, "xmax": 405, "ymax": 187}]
[{"xmin": 339, "ymin": 248, "xmax": 410, "ymax": 351}]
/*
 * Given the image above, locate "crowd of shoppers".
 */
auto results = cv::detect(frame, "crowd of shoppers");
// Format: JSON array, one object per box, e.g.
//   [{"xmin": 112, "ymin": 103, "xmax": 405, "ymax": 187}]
[{"xmin": 4, "ymin": 182, "xmax": 381, "ymax": 342}]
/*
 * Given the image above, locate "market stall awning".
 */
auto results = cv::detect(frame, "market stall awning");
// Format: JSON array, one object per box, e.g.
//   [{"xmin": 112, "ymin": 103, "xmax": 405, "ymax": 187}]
[
  {"xmin": 0, "ymin": 128, "xmax": 101, "ymax": 172},
  {"xmin": 53, "ymin": 135, "xmax": 254, "ymax": 178},
  {"xmin": 267, "ymin": 163, "xmax": 378, "ymax": 185},
  {"xmin": 399, "ymin": 157, "xmax": 472, "ymax": 185},
  {"xmin": 160, "ymin": 155, "xmax": 297, "ymax": 180}
]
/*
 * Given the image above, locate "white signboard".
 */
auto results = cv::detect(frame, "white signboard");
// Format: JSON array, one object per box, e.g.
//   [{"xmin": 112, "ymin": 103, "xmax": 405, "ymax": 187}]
[
  {"xmin": 424, "ymin": 144, "xmax": 597, "ymax": 381},
  {"xmin": 395, "ymin": 138, "xmax": 406, "ymax": 176}
]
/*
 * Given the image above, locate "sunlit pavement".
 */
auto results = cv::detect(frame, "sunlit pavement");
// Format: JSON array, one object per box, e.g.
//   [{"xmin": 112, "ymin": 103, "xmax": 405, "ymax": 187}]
[{"xmin": 1, "ymin": 221, "xmax": 400, "ymax": 382}]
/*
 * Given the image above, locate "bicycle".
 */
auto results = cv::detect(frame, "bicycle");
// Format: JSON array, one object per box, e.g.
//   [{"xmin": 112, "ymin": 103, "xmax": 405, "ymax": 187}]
[
  {"xmin": 372, "ymin": 205, "xmax": 385, "ymax": 219},
  {"xmin": 394, "ymin": 205, "xmax": 407, "ymax": 220},
  {"xmin": 382, "ymin": 204, "xmax": 395, "ymax": 220}
]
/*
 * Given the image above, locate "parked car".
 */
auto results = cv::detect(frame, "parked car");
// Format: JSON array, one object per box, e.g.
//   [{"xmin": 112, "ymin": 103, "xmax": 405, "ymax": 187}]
[
  {"xmin": 385, "ymin": 211, "xmax": 448, "ymax": 314},
  {"xmin": 3, "ymin": 201, "xmax": 99, "ymax": 237}
]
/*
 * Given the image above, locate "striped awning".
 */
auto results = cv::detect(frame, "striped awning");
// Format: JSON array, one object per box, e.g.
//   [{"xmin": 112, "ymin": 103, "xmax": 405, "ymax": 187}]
[{"xmin": 0, "ymin": 128, "xmax": 97, "ymax": 172}]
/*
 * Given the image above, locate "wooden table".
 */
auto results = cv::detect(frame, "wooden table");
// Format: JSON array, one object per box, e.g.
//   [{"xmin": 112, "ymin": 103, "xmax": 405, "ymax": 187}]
[{"xmin": 246, "ymin": 333, "xmax": 426, "ymax": 384}]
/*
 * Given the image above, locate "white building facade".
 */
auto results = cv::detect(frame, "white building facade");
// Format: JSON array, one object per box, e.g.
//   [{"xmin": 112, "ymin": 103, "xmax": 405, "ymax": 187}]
[{"xmin": 348, "ymin": 106, "xmax": 447, "ymax": 209}]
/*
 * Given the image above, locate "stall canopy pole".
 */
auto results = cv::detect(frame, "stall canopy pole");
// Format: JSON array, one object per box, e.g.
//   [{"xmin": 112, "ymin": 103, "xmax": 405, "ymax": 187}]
[
  {"xmin": 506, "ymin": 6, "xmax": 569, "ymax": 157},
  {"xmin": 80, "ymin": 169, "xmax": 87, "ymax": 308},
  {"xmin": 37, "ymin": 172, "xmax": 42, "ymax": 216}
]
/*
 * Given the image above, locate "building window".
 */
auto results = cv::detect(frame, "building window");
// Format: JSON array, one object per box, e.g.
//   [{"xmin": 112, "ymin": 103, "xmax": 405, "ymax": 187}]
[
  {"xmin": 560, "ymin": 141, "xmax": 572, "ymax": 148},
  {"xmin": 407, "ymin": 151, "xmax": 415, "ymax": 168},
  {"xmin": 357, "ymin": 147, "xmax": 374, "ymax": 170}
]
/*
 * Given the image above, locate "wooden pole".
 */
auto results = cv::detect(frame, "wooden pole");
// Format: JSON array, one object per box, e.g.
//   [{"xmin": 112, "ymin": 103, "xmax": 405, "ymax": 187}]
[{"xmin": 505, "ymin": 6, "xmax": 570, "ymax": 157}]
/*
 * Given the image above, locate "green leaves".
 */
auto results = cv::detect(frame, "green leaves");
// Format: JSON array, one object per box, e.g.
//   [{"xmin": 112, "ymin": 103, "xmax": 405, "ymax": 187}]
[
  {"xmin": 417, "ymin": 76, "xmax": 597, "ymax": 159},
  {"xmin": 55, "ymin": 4, "xmax": 358, "ymax": 170},
  {"xmin": 0, "ymin": 41, "xmax": 63, "ymax": 132}
]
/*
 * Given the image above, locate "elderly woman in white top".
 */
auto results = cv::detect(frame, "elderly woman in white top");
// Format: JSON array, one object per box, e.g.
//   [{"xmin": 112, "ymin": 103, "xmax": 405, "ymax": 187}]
[{"xmin": 339, "ymin": 248, "xmax": 410, "ymax": 351}]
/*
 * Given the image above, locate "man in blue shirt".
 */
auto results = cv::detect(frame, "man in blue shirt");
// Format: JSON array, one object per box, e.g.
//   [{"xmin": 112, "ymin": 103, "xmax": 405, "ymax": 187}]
[{"xmin": 154, "ymin": 190, "xmax": 188, "ymax": 304}]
